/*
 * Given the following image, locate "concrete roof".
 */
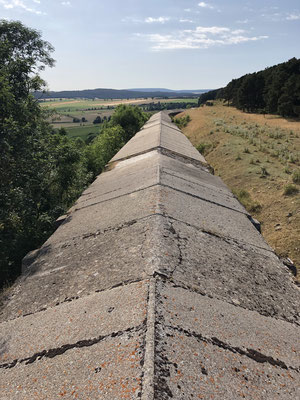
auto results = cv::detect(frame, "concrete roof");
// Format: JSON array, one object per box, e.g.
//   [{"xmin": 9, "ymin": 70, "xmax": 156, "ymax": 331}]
[{"xmin": 0, "ymin": 112, "xmax": 299, "ymax": 399}]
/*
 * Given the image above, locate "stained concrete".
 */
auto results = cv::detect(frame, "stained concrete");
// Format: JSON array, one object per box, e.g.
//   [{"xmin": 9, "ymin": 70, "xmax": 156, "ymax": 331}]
[
  {"xmin": 110, "ymin": 117, "xmax": 206, "ymax": 164},
  {"xmin": 0, "ymin": 280, "xmax": 148, "ymax": 364},
  {"xmin": 0, "ymin": 331, "xmax": 144, "ymax": 400},
  {"xmin": 154, "ymin": 326, "xmax": 299, "ymax": 400},
  {"xmin": 1, "ymin": 111, "xmax": 299, "ymax": 399}
]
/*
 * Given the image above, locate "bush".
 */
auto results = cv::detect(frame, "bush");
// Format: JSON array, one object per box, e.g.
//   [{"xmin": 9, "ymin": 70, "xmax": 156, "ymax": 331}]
[
  {"xmin": 233, "ymin": 189, "xmax": 262, "ymax": 213},
  {"xmin": 93, "ymin": 116, "xmax": 102, "ymax": 124},
  {"xmin": 292, "ymin": 169, "xmax": 300, "ymax": 184},
  {"xmin": 283, "ymin": 184, "xmax": 299, "ymax": 196},
  {"xmin": 260, "ymin": 166, "xmax": 269, "ymax": 177},
  {"xmin": 174, "ymin": 115, "xmax": 191, "ymax": 129},
  {"xmin": 196, "ymin": 143, "xmax": 211, "ymax": 155}
]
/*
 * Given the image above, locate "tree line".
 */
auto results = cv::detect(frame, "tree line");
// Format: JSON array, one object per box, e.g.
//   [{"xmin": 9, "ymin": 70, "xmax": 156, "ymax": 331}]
[
  {"xmin": 0, "ymin": 20, "xmax": 148, "ymax": 288},
  {"xmin": 198, "ymin": 58, "xmax": 300, "ymax": 117},
  {"xmin": 141, "ymin": 101, "xmax": 198, "ymax": 112}
]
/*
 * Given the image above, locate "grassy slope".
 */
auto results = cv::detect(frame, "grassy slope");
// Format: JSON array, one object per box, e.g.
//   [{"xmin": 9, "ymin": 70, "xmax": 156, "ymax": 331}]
[{"xmin": 179, "ymin": 101, "xmax": 300, "ymax": 277}]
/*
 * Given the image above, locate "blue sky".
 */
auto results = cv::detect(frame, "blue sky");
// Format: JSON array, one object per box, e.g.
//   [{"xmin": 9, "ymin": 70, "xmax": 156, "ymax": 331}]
[{"xmin": 1, "ymin": 0, "xmax": 299, "ymax": 90}]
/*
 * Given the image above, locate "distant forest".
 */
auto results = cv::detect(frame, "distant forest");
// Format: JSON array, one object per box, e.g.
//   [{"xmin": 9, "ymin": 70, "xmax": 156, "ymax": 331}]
[
  {"xmin": 198, "ymin": 58, "xmax": 300, "ymax": 117},
  {"xmin": 141, "ymin": 101, "xmax": 198, "ymax": 112},
  {"xmin": 35, "ymin": 87, "xmax": 199, "ymax": 100}
]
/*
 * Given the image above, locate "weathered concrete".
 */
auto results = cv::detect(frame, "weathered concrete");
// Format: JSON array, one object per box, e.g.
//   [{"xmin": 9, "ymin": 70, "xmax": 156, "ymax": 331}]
[
  {"xmin": 0, "ymin": 280, "xmax": 148, "ymax": 365},
  {"xmin": 1, "ymin": 112, "xmax": 299, "ymax": 399},
  {"xmin": 110, "ymin": 115, "xmax": 206, "ymax": 164}
]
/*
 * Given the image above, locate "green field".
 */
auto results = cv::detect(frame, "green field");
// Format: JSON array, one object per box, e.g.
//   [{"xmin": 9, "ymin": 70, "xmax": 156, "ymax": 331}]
[
  {"xmin": 40, "ymin": 97, "xmax": 198, "ymax": 112},
  {"xmin": 61, "ymin": 124, "xmax": 101, "ymax": 141},
  {"xmin": 44, "ymin": 97, "xmax": 198, "ymax": 140}
]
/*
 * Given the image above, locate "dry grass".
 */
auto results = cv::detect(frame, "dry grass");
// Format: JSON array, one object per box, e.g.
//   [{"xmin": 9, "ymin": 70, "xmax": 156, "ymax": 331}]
[{"xmin": 179, "ymin": 101, "xmax": 300, "ymax": 277}]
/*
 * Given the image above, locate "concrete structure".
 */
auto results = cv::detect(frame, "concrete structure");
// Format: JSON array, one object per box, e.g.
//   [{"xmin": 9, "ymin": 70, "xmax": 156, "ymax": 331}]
[{"xmin": 0, "ymin": 112, "xmax": 299, "ymax": 399}]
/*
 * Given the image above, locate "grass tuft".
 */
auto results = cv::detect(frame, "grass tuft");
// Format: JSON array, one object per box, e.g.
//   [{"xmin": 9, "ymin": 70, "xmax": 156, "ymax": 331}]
[
  {"xmin": 292, "ymin": 169, "xmax": 300, "ymax": 184},
  {"xmin": 283, "ymin": 184, "xmax": 299, "ymax": 196}
]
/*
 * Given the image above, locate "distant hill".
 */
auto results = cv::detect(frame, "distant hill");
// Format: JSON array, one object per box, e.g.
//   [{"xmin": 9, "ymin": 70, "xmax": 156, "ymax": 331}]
[
  {"xmin": 128, "ymin": 88, "xmax": 210, "ymax": 94},
  {"xmin": 34, "ymin": 87, "xmax": 209, "ymax": 100}
]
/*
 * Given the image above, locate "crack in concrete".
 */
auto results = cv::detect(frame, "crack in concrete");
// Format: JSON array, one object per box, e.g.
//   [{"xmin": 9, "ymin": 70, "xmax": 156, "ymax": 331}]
[
  {"xmin": 141, "ymin": 278, "xmax": 156, "ymax": 400},
  {"xmin": 164, "ymin": 215, "xmax": 273, "ymax": 255},
  {"xmin": 159, "ymin": 183, "xmax": 249, "ymax": 217},
  {"xmin": 157, "ymin": 275, "xmax": 300, "ymax": 326},
  {"xmin": 159, "ymin": 147, "xmax": 211, "ymax": 173},
  {"xmin": 142, "ymin": 121, "xmax": 181, "ymax": 134},
  {"xmin": 161, "ymin": 167, "xmax": 235, "ymax": 198},
  {"xmin": 108, "ymin": 145, "xmax": 210, "ymax": 172},
  {"xmin": 164, "ymin": 324, "xmax": 300, "ymax": 372},
  {"xmin": 167, "ymin": 221, "xmax": 185, "ymax": 277},
  {"xmin": 72, "ymin": 183, "xmax": 159, "ymax": 213},
  {"xmin": 0, "ymin": 321, "xmax": 146, "ymax": 370},
  {"xmin": 1, "ymin": 277, "xmax": 148, "ymax": 323}
]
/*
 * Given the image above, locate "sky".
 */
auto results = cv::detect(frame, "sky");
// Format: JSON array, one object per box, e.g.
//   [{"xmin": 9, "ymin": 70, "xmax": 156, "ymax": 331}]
[{"xmin": 1, "ymin": 0, "xmax": 299, "ymax": 91}]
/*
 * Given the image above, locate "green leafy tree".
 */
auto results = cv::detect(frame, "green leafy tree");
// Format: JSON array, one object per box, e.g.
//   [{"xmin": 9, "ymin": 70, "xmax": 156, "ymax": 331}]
[
  {"xmin": 0, "ymin": 21, "xmax": 91, "ymax": 286},
  {"xmin": 110, "ymin": 104, "xmax": 148, "ymax": 141}
]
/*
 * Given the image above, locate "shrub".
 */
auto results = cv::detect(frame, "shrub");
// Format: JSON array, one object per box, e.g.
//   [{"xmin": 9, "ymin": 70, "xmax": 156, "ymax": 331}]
[
  {"xmin": 196, "ymin": 143, "xmax": 210, "ymax": 154},
  {"xmin": 292, "ymin": 169, "xmax": 300, "ymax": 184},
  {"xmin": 174, "ymin": 115, "xmax": 191, "ymax": 129},
  {"xmin": 283, "ymin": 184, "xmax": 299, "ymax": 196},
  {"xmin": 233, "ymin": 189, "xmax": 262, "ymax": 213},
  {"xmin": 260, "ymin": 167, "xmax": 269, "ymax": 177}
]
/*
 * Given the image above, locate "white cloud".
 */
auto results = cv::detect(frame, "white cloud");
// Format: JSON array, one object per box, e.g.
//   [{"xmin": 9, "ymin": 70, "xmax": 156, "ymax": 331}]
[
  {"xmin": 61, "ymin": 1, "xmax": 71, "ymax": 5},
  {"xmin": 198, "ymin": 2, "xmax": 214, "ymax": 9},
  {"xmin": 33, "ymin": 0, "xmax": 40, "ymax": 3},
  {"xmin": 0, "ymin": 0, "xmax": 44, "ymax": 14},
  {"xmin": 184, "ymin": 8, "xmax": 191, "ymax": 12},
  {"xmin": 286, "ymin": 13, "xmax": 300, "ymax": 20},
  {"xmin": 237, "ymin": 19, "xmax": 249, "ymax": 24},
  {"xmin": 195, "ymin": 26, "xmax": 229, "ymax": 34},
  {"xmin": 145, "ymin": 16, "xmax": 170, "ymax": 24},
  {"xmin": 179, "ymin": 19, "xmax": 194, "ymax": 23},
  {"xmin": 138, "ymin": 25, "xmax": 268, "ymax": 51}
]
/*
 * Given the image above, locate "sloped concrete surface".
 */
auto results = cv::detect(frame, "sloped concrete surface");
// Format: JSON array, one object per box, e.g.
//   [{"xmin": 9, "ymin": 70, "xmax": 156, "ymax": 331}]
[
  {"xmin": 110, "ymin": 113, "xmax": 206, "ymax": 164},
  {"xmin": 1, "ymin": 331, "xmax": 144, "ymax": 399},
  {"xmin": 1, "ymin": 112, "xmax": 299, "ymax": 399},
  {"xmin": 0, "ymin": 280, "xmax": 148, "ymax": 365}
]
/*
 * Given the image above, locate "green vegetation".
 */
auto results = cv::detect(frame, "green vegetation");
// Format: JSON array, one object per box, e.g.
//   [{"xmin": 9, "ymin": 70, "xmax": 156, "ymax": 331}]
[
  {"xmin": 64, "ymin": 125, "xmax": 101, "ymax": 141},
  {"xmin": 232, "ymin": 189, "xmax": 262, "ymax": 213},
  {"xmin": 142, "ymin": 100, "xmax": 197, "ymax": 112},
  {"xmin": 199, "ymin": 58, "xmax": 300, "ymax": 117},
  {"xmin": 292, "ymin": 169, "xmax": 300, "ymax": 184},
  {"xmin": 283, "ymin": 184, "xmax": 299, "ymax": 196},
  {"xmin": 0, "ymin": 20, "xmax": 148, "ymax": 288},
  {"xmin": 196, "ymin": 143, "xmax": 212, "ymax": 155},
  {"xmin": 173, "ymin": 114, "xmax": 191, "ymax": 129}
]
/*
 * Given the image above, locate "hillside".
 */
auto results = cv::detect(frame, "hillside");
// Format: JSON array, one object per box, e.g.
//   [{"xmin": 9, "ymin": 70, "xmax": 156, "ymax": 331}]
[
  {"xmin": 34, "ymin": 87, "xmax": 203, "ymax": 100},
  {"xmin": 178, "ymin": 102, "xmax": 300, "ymax": 277},
  {"xmin": 128, "ymin": 88, "xmax": 209, "ymax": 94},
  {"xmin": 199, "ymin": 57, "xmax": 300, "ymax": 118}
]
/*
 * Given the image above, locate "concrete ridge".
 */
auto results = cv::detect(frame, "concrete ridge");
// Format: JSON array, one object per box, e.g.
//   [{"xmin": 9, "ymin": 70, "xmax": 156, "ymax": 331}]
[{"xmin": 0, "ymin": 111, "xmax": 299, "ymax": 399}]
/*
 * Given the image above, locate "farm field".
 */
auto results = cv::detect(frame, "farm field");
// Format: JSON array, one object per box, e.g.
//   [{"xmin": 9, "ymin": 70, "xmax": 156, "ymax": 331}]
[
  {"xmin": 178, "ymin": 101, "xmax": 300, "ymax": 278},
  {"xmin": 40, "ymin": 97, "xmax": 197, "ymax": 112},
  {"xmin": 42, "ymin": 97, "xmax": 197, "ymax": 139},
  {"xmin": 62, "ymin": 124, "xmax": 101, "ymax": 140}
]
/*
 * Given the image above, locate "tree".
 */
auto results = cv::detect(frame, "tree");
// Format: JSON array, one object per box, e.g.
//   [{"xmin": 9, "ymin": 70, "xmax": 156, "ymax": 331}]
[
  {"xmin": 0, "ymin": 21, "xmax": 150, "ymax": 288},
  {"xmin": 111, "ymin": 104, "xmax": 148, "ymax": 141},
  {"xmin": 0, "ymin": 21, "xmax": 91, "ymax": 286},
  {"xmin": 93, "ymin": 115, "xmax": 102, "ymax": 124}
]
